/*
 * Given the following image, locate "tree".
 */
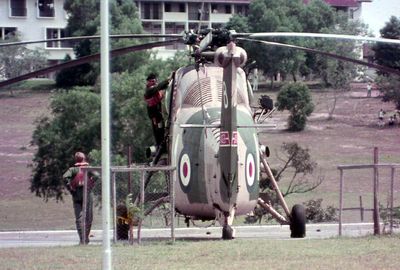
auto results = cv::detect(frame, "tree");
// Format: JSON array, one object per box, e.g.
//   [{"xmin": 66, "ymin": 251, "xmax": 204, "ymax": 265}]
[
  {"xmin": 251, "ymin": 142, "xmax": 323, "ymax": 224},
  {"xmin": 56, "ymin": 0, "xmax": 148, "ymax": 87},
  {"xmin": 276, "ymin": 83, "xmax": 314, "ymax": 131},
  {"xmin": 372, "ymin": 16, "xmax": 400, "ymax": 109},
  {"xmin": 0, "ymin": 35, "xmax": 47, "ymax": 95},
  {"xmin": 31, "ymin": 88, "xmax": 101, "ymax": 200},
  {"xmin": 225, "ymin": 14, "xmax": 249, "ymax": 33},
  {"xmin": 31, "ymin": 54, "xmax": 182, "ymax": 200}
]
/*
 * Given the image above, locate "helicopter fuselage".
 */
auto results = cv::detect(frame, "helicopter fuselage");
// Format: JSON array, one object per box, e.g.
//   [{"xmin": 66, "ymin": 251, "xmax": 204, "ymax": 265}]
[{"xmin": 168, "ymin": 64, "xmax": 259, "ymax": 221}]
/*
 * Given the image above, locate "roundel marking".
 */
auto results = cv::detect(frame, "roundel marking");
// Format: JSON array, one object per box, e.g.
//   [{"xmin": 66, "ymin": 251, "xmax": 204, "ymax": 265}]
[
  {"xmin": 246, "ymin": 153, "xmax": 255, "ymax": 187},
  {"xmin": 179, "ymin": 153, "xmax": 191, "ymax": 187}
]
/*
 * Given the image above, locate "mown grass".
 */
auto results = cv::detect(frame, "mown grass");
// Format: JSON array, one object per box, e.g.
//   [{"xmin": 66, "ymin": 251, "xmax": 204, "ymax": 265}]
[
  {"xmin": 1, "ymin": 235, "xmax": 400, "ymax": 270},
  {"xmin": 4, "ymin": 79, "xmax": 56, "ymax": 91}
]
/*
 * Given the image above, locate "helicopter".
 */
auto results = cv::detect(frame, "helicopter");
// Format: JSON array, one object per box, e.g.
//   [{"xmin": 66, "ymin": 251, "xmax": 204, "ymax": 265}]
[{"xmin": 1, "ymin": 28, "xmax": 399, "ymax": 240}]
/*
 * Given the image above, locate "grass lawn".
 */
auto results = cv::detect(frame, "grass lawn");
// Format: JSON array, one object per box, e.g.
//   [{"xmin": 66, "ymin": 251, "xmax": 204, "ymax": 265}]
[{"xmin": 1, "ymin": 235, "xmax": 400, "ymax": 270}]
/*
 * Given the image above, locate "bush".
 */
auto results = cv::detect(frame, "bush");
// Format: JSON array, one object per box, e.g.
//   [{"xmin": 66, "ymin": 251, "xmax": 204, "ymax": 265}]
[
  {"xmin": 303, "ymin": 198, "xmax": 337, "ymax": 223},
  {"xmin": 276, "ymin": 83, "xmax": 314, "ymax": 131}
]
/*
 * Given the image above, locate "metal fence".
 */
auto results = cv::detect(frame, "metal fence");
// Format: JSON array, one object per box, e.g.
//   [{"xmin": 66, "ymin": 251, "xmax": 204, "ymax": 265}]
[
  {"xmin": 81, "ymin": 165, "xmax": 176, "ymax": 244},
  {"xmin": 337, "ymin": 148, "xmax": 400, "ymax": 236}
]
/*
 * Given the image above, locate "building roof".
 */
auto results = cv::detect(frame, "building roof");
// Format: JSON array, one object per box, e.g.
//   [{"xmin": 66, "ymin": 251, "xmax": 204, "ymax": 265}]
[
  {"xmin": 138, "ymin": 0, "xmax": 251, "ymax": 3},
  {"xmin": 303, "ymin": 0, "xmax": 363, "ymax": 7}
]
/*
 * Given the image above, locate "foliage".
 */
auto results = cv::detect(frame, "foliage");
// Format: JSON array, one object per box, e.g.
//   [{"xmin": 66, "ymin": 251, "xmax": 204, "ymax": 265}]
[
  {"xmin": 251, "ymin": 142, "xmax": 322, "ymax": 224},
  {"xmin": 32, "ymin": 54, "xmax": 181, "ymax": 200},
  {"xmin": 0, "ymin": 35, "xmax": 47, "ymax": 95},
  {"xmin": 372, "ymin": 16, "xmax": 400, "ymax": 109},
  {"xmin": 276, "ymin": 83, "xmax": 314, "ymax": 131},
  {"xmin": 31, "ymin": 88, "xmax": 101, "ymax": 200},
  {"xmin": 313, "ymin": 12, "xmax": 368, "ymax": 88},
  {"xmin": 56, "ymin": 0, "xmax": 148, "ymax": 87},
  {"xmin": 225, "ymin": 14, "xmax": 249, "ymax": 33},
  {"xmin": 380, "ymin": 203, "xmax": 400, "ymax": 232},
  {"xmin": 303, "ymin": 198, "xmax": 337, "ymax": 223}
]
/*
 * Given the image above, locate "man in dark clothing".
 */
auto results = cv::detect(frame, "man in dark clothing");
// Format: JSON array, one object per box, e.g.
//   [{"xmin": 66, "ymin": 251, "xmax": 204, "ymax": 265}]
[
  {"xmin": 63, "ymin": 152, "xmax": 98, "ymax": 245},
  {"xmin": 144, "ymin": 73, "xmax": 171, "ymax": 148}
]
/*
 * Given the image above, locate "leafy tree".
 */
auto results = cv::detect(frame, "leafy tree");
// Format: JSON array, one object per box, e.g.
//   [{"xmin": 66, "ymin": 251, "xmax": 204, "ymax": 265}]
[
  {"xmin": 372, "ymin": 16, "xmax": 400, "ymax": 109},
  {"xmin": 249, "ymin": 142, "xmax": 323, "ymax": 224},
  {"xmin": 31, "ymin": 88, "xmax": 101, "ymax": 200},
  {"xmin": 0, "ymin": 35, "xmax": 47, "ymax": 95},
  {"xmin": 56, "ymin": 0, "xmax": 148, "ymax": 87},
  {"xmin": 243, "ymin": 0, "xmax": 307, "ymax": 83},
  {"xmin": 32, "ymin": 54, "xmax": 182, "ymax": 200},
  {"xmin": 276, "ymin": 83, "xmax": 314, "ymax": 131},
  {"xmin": 225, "ymin": 14, "xmax": 249, "ymax": 33}
]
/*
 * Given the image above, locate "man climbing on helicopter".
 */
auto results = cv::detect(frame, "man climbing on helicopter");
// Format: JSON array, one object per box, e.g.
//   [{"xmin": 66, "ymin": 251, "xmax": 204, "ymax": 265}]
[{"xmin": 144, "ymin": 73, "xmax": 171, "ymax": 150}]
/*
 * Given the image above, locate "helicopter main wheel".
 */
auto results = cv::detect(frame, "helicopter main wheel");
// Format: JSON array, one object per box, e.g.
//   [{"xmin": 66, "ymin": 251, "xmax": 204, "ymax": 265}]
[
  {"xmin": 222, "ymin": 225, "xmax": 234, "ymax": 240},
  {"xmin": 290, "ymin": 204, "xmax": 306, "ymax": 238}
]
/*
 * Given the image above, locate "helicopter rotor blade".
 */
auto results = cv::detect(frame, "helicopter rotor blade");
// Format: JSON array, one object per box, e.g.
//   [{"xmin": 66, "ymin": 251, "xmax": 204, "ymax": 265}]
[
  {"xmin": 238, "ymin": 38, "xmax": 400, "ymax": 77},
  {"xmin": 0, "ymin": 39, "xmax": 182, "ymax": 89},
  {"xmin": 235, "ymin": 32, "xmax": 400, "ymax": 45},
  {"xmin": 0, "ymin": 34, "xmax": 182, "ymax": 47}
]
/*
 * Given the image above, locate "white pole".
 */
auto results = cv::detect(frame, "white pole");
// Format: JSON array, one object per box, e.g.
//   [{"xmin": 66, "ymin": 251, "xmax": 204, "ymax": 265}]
[{"xmin": 101, "ymin": 0, "xmax": 111, "ymax": 269}]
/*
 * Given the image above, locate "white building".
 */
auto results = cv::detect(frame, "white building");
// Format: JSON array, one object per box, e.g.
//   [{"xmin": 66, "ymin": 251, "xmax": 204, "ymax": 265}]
[
  {"xmin": 0, "ymin": 0, "xmax": 372, "ymax": 62},
  {"xmin": 0, "ymin": 0, "xmax": 73, "ymax": 64}
]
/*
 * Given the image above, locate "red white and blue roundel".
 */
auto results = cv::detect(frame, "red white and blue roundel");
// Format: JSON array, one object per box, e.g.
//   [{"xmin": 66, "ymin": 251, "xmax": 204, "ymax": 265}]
[
  {"xmin": 179, "ymin": 153, "xmax": 191, "ymax": 187},
  {"xmin": 246, "ymin": 153, "xmax": 256, "ymax": 187}
]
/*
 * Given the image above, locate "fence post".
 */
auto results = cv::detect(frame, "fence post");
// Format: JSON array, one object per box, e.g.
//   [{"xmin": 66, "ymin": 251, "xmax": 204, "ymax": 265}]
[
  {"xmin": 112, "ymin": 172, "xmax": 117, "ymax": 243},
  {"xmin": 137, "ymin": 171, "xmax": 145, "ymax": 244},
  {"xmin": 373, "ymin": 147, "xmax": 380, "ymax": 235},
  {"xmin": 390, "ymin": 167, "xmax": 395, "ymax": 234},
  {"xmin": 339, "ymin": 168, "xmax": 343, "ymax": 236},
  {"xmin": 170, "ymin": 169, "xmax": 175, "ymax": 243},
  {"xmin": 359, "ymin": 195, "xmax": 364, "ymax": 222},
  {"xmin": 82, "ymin": 169, "xmax": 88, "ymax": 244}
]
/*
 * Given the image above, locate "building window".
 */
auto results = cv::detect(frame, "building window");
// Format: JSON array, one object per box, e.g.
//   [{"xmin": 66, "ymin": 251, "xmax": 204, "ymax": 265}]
[
  {"xmin": 164, "ymin": 2, "xmax": 186, "ymax": 13},
  {"xmin": 0, "ymin": 27, "xmax": 17, "ymax": 40},
  {"xmin": 10, "ymin": 0, "xmax": 27, "ymax": 17},
  {"xmin": 141, "ymin": 2, "xmax": 161, "ymax": 20},
  {"xmin": 235, "ymin": 5, "xmax": 249, "ymax": 16},
  {"xmin": 38, "ymin": 0, "xmax": 55, "ymax": 18},
  {"xmin": 46, "ymin": 28, "xmax": 72, "ymax": 48},
  {"xmin": 142, "ymin": 22, "xmax": 162, "ymax": 34},
  {"xmin": 165, "ymin": 22, "xmax": 186, "ymax": 50},
  {"xmin": 188, "ymin": 3, "xmax": 209, "ymax": 21}
]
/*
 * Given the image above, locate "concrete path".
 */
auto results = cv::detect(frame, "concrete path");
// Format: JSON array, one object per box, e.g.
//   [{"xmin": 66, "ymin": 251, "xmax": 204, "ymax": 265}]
[{"xmin": 1, "ymin": 223, "xmax": 395, "ymax": 248}]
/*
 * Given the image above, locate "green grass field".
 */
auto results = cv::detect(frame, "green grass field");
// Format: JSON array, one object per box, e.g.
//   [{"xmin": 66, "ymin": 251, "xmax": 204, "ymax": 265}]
[{"xmin": 1, "ymin": 235, "xmax": 400, "ymax": 270}]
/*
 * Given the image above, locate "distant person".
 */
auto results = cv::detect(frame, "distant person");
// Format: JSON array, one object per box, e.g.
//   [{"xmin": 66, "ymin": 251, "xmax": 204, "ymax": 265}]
[
  {"xmin": 144, "ymin": 73, "xmax": 171, "ymax": 148},
  {"xmin": 388, "ymin": 116, "xmax": 395, "ymax": 126},
  {"xmin": 378, "ymin": 109, "xmax": 385, "ymax": 121},
  {"xmin": 63, "ymin": 152, "xmax": 98, "ymax": 245},
  {"xmin": 378, "ymin": 109, "xmax": 385, "ymax": 128},
  {"xmin": 367, "ymin": 82, "xmax": 372, "ymax": 97},
  {"xmin": 252, "ymin": 68, "xmax": 259, "ymax": 92}
]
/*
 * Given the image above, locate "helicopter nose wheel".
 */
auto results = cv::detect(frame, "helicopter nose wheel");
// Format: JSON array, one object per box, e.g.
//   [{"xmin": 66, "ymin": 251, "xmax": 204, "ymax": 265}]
[
  {"xmin": 290, "ymin": 204, "xmax": 306, "ymax": 238},
  {"xmin": 222, "ymin": 225, "xmax": 234, "ymax": 240}
]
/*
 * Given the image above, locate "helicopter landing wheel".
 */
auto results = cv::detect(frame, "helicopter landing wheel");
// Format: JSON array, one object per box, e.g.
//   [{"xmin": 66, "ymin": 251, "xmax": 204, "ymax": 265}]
[
  {"xmin": 290, "ymin": 204, "xmax": 306, "ymax": 238},
  {"xmin": 222, "ymin": 225, "xmax": 234, "ymax": 240}
]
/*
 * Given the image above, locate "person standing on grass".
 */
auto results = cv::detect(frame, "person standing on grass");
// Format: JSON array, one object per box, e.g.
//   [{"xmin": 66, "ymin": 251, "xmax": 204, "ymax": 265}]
[
  {"xmin": 63, "ymin": 152, "xmax": 98, "ymax": 245},
  {"xmin": 367, "ymin": 82, "xmax": 372, "ymax": 97}
]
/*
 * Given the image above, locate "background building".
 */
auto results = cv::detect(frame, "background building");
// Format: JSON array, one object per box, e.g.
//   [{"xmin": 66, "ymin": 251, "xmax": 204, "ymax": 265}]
[{"xmin": 1, "ymin": 0, "xmax": 372, "ymax": 62}]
